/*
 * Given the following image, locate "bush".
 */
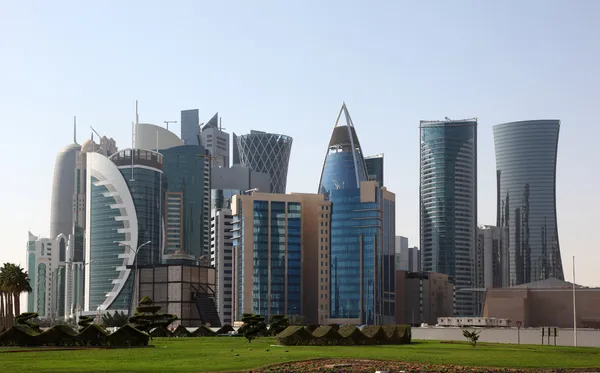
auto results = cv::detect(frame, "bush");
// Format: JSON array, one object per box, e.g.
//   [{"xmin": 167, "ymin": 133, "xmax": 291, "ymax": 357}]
[
  {"xmin": 106, "ymin": 324, "xmax": 149, "ymax": 347},
  {"xmin": 149, "ymin": 326, "xmax": 172, "ymax": 338},
  {"xmin": 277, "ymin": 324, "xmax": 412, "ymax": 346},
  {"xmin": 172, "ymin": 325, "xmax": 192, "ymax": 337},
  {"xmin": 191, "ymin": 325, "xmax": 216, "ymax": 337},
  {"xmin": 268, "ymin": 315, "xmax": 288, "ymax": 336},
  {"xmin": 35, "ymin": 325, "xmax": 78, "ymax": 346},
  {"xmin": 0, "ymin": 325, "xmax": 39, "ymax": 347},
  {"xmin": 276, "ymin": 325, "xmax": 314, "ymax": 346},
  {"xmin": 216, "ymin": 324, "xmax": 234, "ymax": 334},
  {"xmin": 78, "ymin": 324, "xmax": 109, "ymax": 346}
]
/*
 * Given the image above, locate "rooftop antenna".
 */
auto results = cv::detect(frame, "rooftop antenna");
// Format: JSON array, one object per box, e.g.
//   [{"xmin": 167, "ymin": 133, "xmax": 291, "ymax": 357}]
[
  {"xmin": 73, "ymin": 116, "xmax": 77, "ymax": 143},
  {"xmin": 219, "ymin": 117, "xmax": 226, "ymax": 132},
  {"xmin": 135, "ymin": 100, "xmax": 139, "ymax": 125},
  {"xmin": 164, "ymin": 120, "xmax": 177, "ymax": 130}
]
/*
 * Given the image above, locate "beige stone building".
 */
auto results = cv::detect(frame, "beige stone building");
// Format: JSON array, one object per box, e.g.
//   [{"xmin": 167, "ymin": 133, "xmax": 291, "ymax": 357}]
[
  {"xmin": 483, "ymin": 278, "xmax": 600, "ymax": 328},
  {"xmin": 395, "ymin": 270, "xmax": 455, "ymax": 325}
]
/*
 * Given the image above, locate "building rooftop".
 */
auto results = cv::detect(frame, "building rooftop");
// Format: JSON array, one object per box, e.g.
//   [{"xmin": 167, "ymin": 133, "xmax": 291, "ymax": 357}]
[{"xmin": 509, "ymin": 277, "xmax": 585, "ymax": 289}]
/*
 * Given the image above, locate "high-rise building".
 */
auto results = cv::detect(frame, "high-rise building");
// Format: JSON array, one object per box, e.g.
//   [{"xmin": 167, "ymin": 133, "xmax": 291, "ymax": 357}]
[
  {"xmin": 135, "ymin": 122, "xmax": 183, "ymax": 151},
  {"xmin": 236, "ymin": 130, "xmax": 293, "ymax": 194},
  {"xmin": 50, "ymin": 121, "xmax": 81, "ymax": 239},
  {"xmin": 181, "ymin": 109, "xmax": 200, "ymax": 146},
  {"xmin": 420, "ymin": 118, "xmax": 477, "ymax": 316},
  {"xmin": 211, "ymin": 208, "xmax": 234, "ymax": 324},
  {"xmin": 26, "ymin": 232, "xmax": 68, "ymax": 319},
  {"xmin": 210, "ymin": 165, "xmax": 271, "ymax": 210},
  {"xmin": 493, "ymin": 120, "xmax": 564, "ymax": 285},
  {"xmin": 395, "ymin": 236, "xmax": 420, "ymax": 272},
  {"xmin": 365, "ymin": 154, "xmax": 384, "ymax": 186},
  {"xmin": 318, "ymin": 104, "xmax": 396, "ymax": 325},
  {"xmin": 85, "ymin": 150, "xmax": 164, "ymax": 312},
  {"xmin": 475, "ymin": 225, "xmax": 509, "ymax": 315},
  {"xmin": 161, "ymin": 145, "xmax": 211, "ymax": 258},
  {"xmin": 395, "ymin": 270, "xmax": 454, "ymax": 325},
  {"xmin": 199, "ymin": 113, "xmax": 229, "ymax": 168},
  {"xmin": 231, "ymin": 192, "xmax": 330, "ymax": 324},
  {"xmin": 232, "ymin": 133, "xmax": 240, "ymax": 165}
]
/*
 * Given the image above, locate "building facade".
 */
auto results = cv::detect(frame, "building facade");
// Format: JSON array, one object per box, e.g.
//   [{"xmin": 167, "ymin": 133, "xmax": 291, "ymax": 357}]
[
  {"xmin": 396, "ymin": 236, "xmax": 421, "ymax": 272},
  {"xmin": 365, "ymin": 154, "xmax": 384, "ymax": 186},
  {"xmin": 493, "ymin": 120, "xmax": 564, "ymax": 285},
  {"xmin": 475, "ymin": 225, "xmax": 509, "ymax": 315},
  {"xmin": 210, "ymin": 208, "xmax": 234, "ymax": 324},
  {"xmin": 85, "ymin": 150, "xmax": 163, "ymax": 313},
  {"xmin": 135, "ymin": 122, "xmax": 183, "ymax": 151},
  {"xmin": 26, "ymin": 232, "xmax": 67, "ymax": 319},
  {"xmin": 420, "ymin": 118, "xmax": 477, "ymax": 316},
  {"xmin": 210, "ymin": 166, "xmax": 271, "ymax": 210},
  {"xmin": 318, "ymin": 104, "xmax": 396, "ymax": 325},
  {"xmin": 395, "ymin": 270, "xmax": 454, "ymax": 325},
  {"xmin": 161, "ymin": 145, "xmax": 211, "ymax": 259},
  {"xmin": 231, "ymin": 192, "xmax": 330, "ymax": 324},
  {"xmin": 50, "ymin": 123, "xmax": 81, "ymax": 239},
  {"xmin": 181, "ymin": 109, "xmax": 200, "ymax": 146},
  {"xmin": 236, "ymin": 130, "xmax": 293, "ymax": 194},
  {"xmin": 199, "ymin": 113, "xmax": 229, "ymax": 168}
]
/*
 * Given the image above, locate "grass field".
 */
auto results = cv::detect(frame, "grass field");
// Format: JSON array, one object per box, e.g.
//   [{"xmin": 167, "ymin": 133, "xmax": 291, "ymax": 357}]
[{"xmin": 1, "ymin": 337, "xmax": 599, "ymax": 372}]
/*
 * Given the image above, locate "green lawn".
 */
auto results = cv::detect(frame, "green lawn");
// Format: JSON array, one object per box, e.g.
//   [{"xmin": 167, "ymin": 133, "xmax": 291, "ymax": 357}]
[{"xmin": 0, "ymin": 337, "xmax": 599, "ymax": 372}]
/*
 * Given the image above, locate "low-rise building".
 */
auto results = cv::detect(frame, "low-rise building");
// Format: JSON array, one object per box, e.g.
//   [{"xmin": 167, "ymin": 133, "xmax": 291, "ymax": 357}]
[{"xmin": 395, "ymin": 270, "xmax": 454, "ymax": 326}]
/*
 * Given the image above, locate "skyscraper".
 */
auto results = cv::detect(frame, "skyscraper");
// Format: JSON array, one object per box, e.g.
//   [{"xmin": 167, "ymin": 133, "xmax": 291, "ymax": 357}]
[
  {"xmin": 181, "ymin": 109, "xmax": 200, "ymax": 146},
  {"xmin": 475, "ymin": 225, "xmax": 509, "ymax": 315},
  {"xmin": 493, "ymin": 120, "xmax": 564, "ymax": 285},
  {"xmin": 199, "ymin": 113, "xmax": 230, "ymax": 168},
  {"xmin": 161, "ymin": 145, "xmax": 211, "ymax": 258},
  {"xmin": 318, "ymin": 104, "xmax": 396, "ymax": 325},
  {"xmin": 420, "ymin": 118, "xmax": 477, "ymax": 316},
  {"xmin": 50, "ymin": 120, "xmax": 81, "ymax": 239},
  {"xmin": 236, "ymin": 130, "xmax": 293, "ymax": 194},
  {"xmin": 365, "ymin": 154, "xmax": 384, "ymax": 186},
  {"xmin": 85, "ymin": 150, "xmax": 163, "ymax": 312}
]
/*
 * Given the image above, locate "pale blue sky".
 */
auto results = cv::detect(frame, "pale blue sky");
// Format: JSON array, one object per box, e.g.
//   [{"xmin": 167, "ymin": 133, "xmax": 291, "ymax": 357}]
[{"xmin": 1, "ymin": 0, "xmax": 599, "ymax": 286}]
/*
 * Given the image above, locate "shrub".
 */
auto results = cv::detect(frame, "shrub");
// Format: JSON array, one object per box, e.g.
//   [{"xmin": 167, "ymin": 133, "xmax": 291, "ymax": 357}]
[
  {"xmin": 462, "ymin": 328, "xmax": 480, "ymax": 347},
  {"xmin": 0, "ymin": 326, "xmax": 39, "ymax": 347},
  {"xmin": 216, "ymin": 324, "xmax": 234, "ymax": 334},
  {"xmin": 361, "ymin": 325, "xmax": 388, "ymax": 345},
  {"xmin": 172, "ymin": 325, "xmax": 192, "ymax": 337},
  {"xmin": 276, "ymin": 326, "xmax": 313, "ymax": 346},
  {"xmin": 305, "ymin": 324, "xmax": 320, "ymax": 333},
  {"xmin": 338, "ymin": 325, "xmax": 368, "ymax": 345},
  {"xmin": 268, "ymin": 315, "xmax": 288, "ymax": 336},
  {"xmin": 35, "ymin": 325, "xmax": 78, "ymax": 346},
  {"xmin": 129, "ymin": 297, "xmax": 177, "ymax": 333},
  {"xmin": 107, "ymin": 324, "xmax": 149, "ymax": 347},
  {"xmin": 328, "ymin": 324, "xmax": 340, "ymax": 332},
  {"xmin": 191, "ymin": 325, "xmax": 216, "ymax": 337},
  {"xmin": 77, "ymin": 324, "xmax": 109, "ymax": 346},
  {"xmin": 243, "ymin": 314, "xmax": 267, "ymax": 343},
  {"xmin": 149, "ymin": 326, "xmax": 172, "ymax": 338},
  {"xmin": 311, "ymin": 326, "xmax": 342, "ymax": 346}
]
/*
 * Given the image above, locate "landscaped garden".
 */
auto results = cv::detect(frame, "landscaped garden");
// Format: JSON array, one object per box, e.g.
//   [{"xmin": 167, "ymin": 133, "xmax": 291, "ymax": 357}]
[{"xmin": 1, "ymin": 336, "xmax": 600, "ymax": 372}]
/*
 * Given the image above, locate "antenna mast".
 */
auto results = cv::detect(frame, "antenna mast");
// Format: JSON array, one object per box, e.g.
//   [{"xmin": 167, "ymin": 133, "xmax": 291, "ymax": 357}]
[{"xmin": 73, "ymin": 116, "xmax": 77, "ymax": 143}]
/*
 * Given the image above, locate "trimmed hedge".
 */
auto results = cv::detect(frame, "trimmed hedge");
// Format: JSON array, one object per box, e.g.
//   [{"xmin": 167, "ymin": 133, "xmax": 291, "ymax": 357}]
[
  {"xmin": 191, "ymin": 325, "xmax": 216, "ymax": 337},
  {"xmin": 0, "ymin": 321, "xmax": 148, "ymax": 347},
  {"xmin": 172, "ymin": 325, "xmax": 192, "ymax": 338},
  {"xmin": 149, "ymin": 326, "xmax": 172, "ymax": 338},
  {"xmin": 276, "ymin": 324, "xmax": 412, "ymax": 346},
  {"xmin": 216, "ymin": 324, "xmax": 234, "ymax": 334}
]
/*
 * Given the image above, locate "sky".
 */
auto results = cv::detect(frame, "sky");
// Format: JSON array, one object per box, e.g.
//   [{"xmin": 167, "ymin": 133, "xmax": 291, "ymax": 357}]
[{"xmin": 1, "ymin": 0, "xmax": 599, "ymax": 287}]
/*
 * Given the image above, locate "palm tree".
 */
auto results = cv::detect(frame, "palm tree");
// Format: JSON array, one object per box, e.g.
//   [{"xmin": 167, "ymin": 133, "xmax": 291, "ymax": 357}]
[{"xmin": 0, "ymin": 263, "xmax": 33, "ymax": 328}]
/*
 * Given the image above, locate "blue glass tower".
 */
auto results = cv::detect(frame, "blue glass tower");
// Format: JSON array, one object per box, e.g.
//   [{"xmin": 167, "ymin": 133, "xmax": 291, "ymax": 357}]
[
  {"xmin": 319, "ymin": 104, "xmax": 396, "ymax": 325},
  {"xmin": 420, "ymin": 119, "xmax": 477, "ymax": 316}
]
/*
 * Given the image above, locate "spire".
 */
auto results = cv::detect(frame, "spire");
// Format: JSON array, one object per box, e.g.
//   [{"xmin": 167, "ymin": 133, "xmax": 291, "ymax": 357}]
[{"xmin": 73, "ymin": 116, "xmax": 77, "ymax": 144}]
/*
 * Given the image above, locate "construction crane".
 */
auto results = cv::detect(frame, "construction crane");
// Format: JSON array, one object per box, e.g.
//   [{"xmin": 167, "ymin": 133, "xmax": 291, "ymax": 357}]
[{"xmin": 164, "ymin": 120, "xmax": 177, "ymax": 130}]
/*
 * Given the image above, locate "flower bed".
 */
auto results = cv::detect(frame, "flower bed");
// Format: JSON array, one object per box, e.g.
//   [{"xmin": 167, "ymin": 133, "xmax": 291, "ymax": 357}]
[{"xmin": 251, "ymin": 358, "xmax": 600, "ymax": 373}]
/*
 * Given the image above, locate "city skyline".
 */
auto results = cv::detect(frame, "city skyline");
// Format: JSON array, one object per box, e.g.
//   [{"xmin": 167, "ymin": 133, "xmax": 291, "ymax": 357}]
[{"xmin": 2, "ymin": 1, "xmax": 600, "ymax": 289}]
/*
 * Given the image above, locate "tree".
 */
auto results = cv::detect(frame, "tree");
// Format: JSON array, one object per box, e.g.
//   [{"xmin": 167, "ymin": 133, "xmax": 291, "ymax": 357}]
[
  {"xmin": 268, "ymin": 314, "xmax": 288, "ymax": 336},
  {"xmin": 128, "ymin": 296, "xmax": 177, "ymax": 333},
  {"xmin": 0, "ymin": 263, "xmax": 32, "ymax": 326},
  {"xmin": 102, "ymin": 311, "xmax": 129, "ymax": 327},
  {"xmin": 240, "ymin": 313, "xmax": 267, "ymax": 343},
  {"xmin": 462, "ymin": 328, "xmax": 481, "ymax": 347}
]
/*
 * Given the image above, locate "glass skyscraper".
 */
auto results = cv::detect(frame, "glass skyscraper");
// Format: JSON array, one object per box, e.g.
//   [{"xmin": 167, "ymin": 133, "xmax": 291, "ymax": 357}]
[
  {"xmin": 319, "ymin": 104, "xmax": 396, "ymax": 325},
  {"xmin": 365, "ymin": 154, "xmax": 384, "ymax": 187},
  {"xmin": 420, "ymin": 118, "xmax": 477, "ymax": 316},
  {"xmin": 493, "ymin": 120, "xmax": 564, "ymax": 285},
  {"xmin": 236, "ymin": 130, "xmax": 293, "ymax": 194},
  {"xmin": 161, "ymin": 145, "xmax": 211, "ymax": 258}
]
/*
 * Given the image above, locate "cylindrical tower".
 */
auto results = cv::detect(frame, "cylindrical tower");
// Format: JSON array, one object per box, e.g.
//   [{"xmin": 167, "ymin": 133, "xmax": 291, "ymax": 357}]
[
  {"xmin": 420, "ymin": 119, "xmax": 477, "ymax": 316},
  {"xmin": 493, "ymin": 120, "xmax": 563, "ymax": 285},
  {"xmin": 236, "ymin": 131, "xmax": 293, "ymax": 194},
  {"xmin": 50, "ymin": 143, "xmax": 81, "ymax": 238}
]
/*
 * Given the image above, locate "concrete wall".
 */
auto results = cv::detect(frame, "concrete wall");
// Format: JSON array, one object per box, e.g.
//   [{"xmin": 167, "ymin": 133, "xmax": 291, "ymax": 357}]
[{"xmin": 412, "ymin": 327, "xmax": 600, "ymax": 347}]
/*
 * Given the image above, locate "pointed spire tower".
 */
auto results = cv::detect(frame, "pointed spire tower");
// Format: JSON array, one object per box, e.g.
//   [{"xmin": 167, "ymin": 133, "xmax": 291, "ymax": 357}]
[{"xmin": 318, "ymin": 103, "xmax": 368, "ymax": 197}]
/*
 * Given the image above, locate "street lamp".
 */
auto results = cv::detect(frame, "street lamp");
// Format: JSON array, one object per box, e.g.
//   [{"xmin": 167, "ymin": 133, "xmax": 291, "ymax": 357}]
[{"xmin": 115, "ymin": 240, "xmax": 152, "ymax": 316}]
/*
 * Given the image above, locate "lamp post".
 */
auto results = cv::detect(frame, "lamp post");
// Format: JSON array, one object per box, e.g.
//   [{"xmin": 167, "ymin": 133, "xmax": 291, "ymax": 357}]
[
  {"xmin": 572, "ymin": 255, "xmax": 577, "ymax": 347},
  {"xmin": 115, "ymin": 241, "xmax": 152, "ymax": 317}
]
